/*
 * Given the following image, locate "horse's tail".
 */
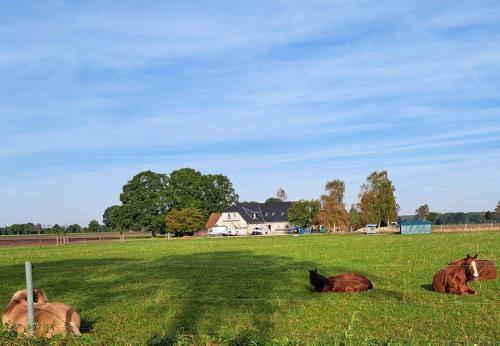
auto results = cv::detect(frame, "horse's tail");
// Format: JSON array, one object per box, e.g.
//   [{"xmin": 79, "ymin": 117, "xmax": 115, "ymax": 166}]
[{"xmin": 367, "ymin": 280, "xmax": 373, "ymax": 289}]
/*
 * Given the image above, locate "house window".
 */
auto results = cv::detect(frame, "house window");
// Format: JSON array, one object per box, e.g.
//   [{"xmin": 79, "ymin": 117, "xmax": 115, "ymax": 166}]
[
  {"xmin": 281, "ymin": 212, "xmax": 285, "ymax": 216},
  {"xmin": 265, "ymin": 212, "xmax": 268, "ymax": 216},
  {"xmin": 252, "ymin": 213, "xmax": 259, "ymax": 219},
  {"xmin": 227, "ymin": 213, "xmax": 231, "ymax": 220},
  {"xmin": 271, "ymin": 212, "xmax": 275, "ymax": 216}
]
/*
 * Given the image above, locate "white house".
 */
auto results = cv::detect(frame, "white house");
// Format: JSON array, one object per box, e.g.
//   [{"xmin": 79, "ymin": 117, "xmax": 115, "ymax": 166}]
[{"xmin": 214, "ymin": 202, "xmax": 293, "ymax": 235}]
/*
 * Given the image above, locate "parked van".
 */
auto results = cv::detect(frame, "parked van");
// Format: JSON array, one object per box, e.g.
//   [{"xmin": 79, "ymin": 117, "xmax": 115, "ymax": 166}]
[{"xmin": 208, "ymin": 226, "xmax": 236, "ymax": 236}]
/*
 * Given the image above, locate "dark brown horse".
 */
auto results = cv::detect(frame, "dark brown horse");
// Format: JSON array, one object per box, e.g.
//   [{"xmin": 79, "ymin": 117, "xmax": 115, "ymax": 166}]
[
  {"xmin": 433, "ymin": 254, "xmax": 479, "ymax": 295},
  {"xmin": 309, "ymin": 269, "xmax": 373, "ymax": 293}
]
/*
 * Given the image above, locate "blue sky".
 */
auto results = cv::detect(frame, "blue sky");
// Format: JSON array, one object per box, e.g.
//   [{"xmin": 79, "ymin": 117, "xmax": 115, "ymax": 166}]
[{"xmin": 1, "ymin": 1, "xmax": 499, "ymax": 226}]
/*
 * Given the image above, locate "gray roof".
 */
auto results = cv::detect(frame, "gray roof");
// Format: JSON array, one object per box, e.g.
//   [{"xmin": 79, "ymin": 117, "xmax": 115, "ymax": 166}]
[{"xmin": 225, "ymin": 202, "xmax": 293, "ymax": 224}]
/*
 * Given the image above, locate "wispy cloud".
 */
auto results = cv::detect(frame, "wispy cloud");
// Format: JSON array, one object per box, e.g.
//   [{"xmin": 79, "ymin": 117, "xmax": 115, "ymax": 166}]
[{"xmin": 0, "ymin": 1, "xmax": 499, "ymax": 224}]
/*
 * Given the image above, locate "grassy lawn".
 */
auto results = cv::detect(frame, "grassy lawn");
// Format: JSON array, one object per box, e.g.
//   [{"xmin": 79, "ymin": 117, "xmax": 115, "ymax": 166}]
[{"xmin": 1, "ymin": 232, "xmax": 499, "ymax": 345}]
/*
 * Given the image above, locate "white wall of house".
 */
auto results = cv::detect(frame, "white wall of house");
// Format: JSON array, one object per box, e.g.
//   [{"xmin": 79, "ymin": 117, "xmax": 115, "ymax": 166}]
[
  {"xmin": 269, "ymin": 222, "xmax": 290, "ymax": 233},
  {"xmin": 214, "ymin": 212, "xmax": 248, "ymax": 235},
  {"xmin": 214, "ymin": 212, "xmax": 291, "ymax": 235}
]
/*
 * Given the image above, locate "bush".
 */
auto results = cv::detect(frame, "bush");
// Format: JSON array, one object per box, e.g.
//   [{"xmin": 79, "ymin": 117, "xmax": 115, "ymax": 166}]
[{"xmin": 0, "ymin": 322, "xmax": 94, "ymax": 346}]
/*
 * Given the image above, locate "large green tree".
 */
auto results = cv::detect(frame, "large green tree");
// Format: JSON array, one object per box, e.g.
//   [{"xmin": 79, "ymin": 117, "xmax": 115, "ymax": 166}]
[
  {"xmin": 103, "ymin": 205, "xmax": 123, "ymax": 230},
  {"xmin": 165, "ymin": 208, "xmax": 205, "ymax": 236},
  {"xmin": 359, "ymin": 171, "xmax": 399, "ymax": 226},
  {"xmin": 203, "ymin": 173, "xmax": 239, "ymax": 215},
  {"xmin": 495, "ymin": 201, "xmax": 500, "ymax": 213},
  {"xmin": 288, "ymin": 200, "xmax": 320, "ymax": 228},
  {"xmin": 104, "ymin": 168, "xmax": 238, "ymax": 234},
  {"xmin": 167, "ymin": 168, "xmax": 238, "ymax": 217},
  {"xmin": 166, "ymin": 168, "xmax": 205, "ymax": 212},
  {"xmin": 119, "ymin": 171, "xmax": 170, "ymax": 232}
]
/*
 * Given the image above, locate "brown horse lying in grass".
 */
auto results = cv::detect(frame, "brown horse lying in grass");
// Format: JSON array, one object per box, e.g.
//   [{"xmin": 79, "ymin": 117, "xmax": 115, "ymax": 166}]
[
  {"xmin": 2, "ymin": 288, "xmax": 81, "ymax": 337},
  {"xmin": 433, "ymin": 254, "xmax": 480, "ymax": 295},
  {"xmin": 473, "ymin": 260, "xmax": 497, "ymax": 280},
  {"xmin": 309, "ymin": 269, "xmax": 373, "ymax": 292}
]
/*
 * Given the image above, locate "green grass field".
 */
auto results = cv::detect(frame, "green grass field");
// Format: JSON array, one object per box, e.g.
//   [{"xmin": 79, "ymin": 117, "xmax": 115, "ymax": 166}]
[{"xmin": 1, "ymin": 232, "xmax": 499, "ymax": 345}]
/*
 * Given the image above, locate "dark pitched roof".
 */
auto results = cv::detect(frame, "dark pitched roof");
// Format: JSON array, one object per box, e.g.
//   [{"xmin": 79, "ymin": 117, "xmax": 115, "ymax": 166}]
[{"xmin": 225, "ymin": 202, "xmax": 293, "ymax": 224}]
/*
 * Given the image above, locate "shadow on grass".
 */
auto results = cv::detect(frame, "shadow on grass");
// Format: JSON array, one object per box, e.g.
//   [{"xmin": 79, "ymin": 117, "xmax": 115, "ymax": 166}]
[
  {"xmin": 1, "ymin": 254, "xmax": 406, "ymax": 342},
  {"xmin": 373, "ymin": 288, "xmax": 405, "ymax": 301},
  {"xmin": 80, "ymin": 319, "xmax": 95, "ymax": 334},
  {"xmin": 0, "ymin": 252, "xmax": 318, "ymax": 343},
  {"xmin": 420, "ymin": 283, "xmax": 434, "ymax": 292},
  {"xmin": 152, "ymin": 251, "xmax": 318, "ymax": 341}
]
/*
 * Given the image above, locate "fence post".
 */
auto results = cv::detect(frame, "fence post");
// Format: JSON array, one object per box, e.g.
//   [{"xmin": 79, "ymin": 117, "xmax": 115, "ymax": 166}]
[{"xmin": 25, "ymin": 262, "xmax": 35, "ymax": 336}]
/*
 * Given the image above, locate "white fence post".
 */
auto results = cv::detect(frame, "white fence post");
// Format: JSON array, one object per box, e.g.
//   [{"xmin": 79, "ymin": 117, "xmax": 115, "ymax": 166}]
[{"xmin": 25, "ymin": 262, "xmax": 35, "ymax": 336}]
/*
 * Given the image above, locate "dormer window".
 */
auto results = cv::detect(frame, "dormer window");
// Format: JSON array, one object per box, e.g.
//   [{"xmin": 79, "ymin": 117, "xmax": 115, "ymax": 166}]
[
  {"xmin": 252, "ymin": 212, "xmax": 259, "ymax": 219},
  {"xmin": 271, "ymin": 212, "xmax": 275, "ymax": 216}
]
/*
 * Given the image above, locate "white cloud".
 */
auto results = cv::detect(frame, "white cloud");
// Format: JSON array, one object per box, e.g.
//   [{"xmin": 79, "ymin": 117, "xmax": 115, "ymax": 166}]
[{"xmin": 0, "ymin": 1, "xmax": 499, "ymax": 222}]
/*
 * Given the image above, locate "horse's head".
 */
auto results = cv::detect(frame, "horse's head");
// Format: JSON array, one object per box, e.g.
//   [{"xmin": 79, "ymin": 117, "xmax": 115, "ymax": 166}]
[
  {"xmin": 309, "ymin": 268, "xmax": 318, "ymax": 275},
  {"xmin": 10, "ymin": 289, "xmax": 28, "ymax": 302},
  {"xmin": 33, "ymin": 288, "xmax": 48, "ymax": 303},
  {"xmin": 464, "ymin": 254, "xmax": 479, "ymax": 281},
  {"xmin": 9, "ymin": 288, "xmax": 48, "ymax": 303}
]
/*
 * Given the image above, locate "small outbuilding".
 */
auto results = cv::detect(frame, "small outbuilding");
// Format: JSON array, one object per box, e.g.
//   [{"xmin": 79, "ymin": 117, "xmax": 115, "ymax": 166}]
[{"xmin": 400, "ymin": 221, "xmax": 432, "ymax": 235}]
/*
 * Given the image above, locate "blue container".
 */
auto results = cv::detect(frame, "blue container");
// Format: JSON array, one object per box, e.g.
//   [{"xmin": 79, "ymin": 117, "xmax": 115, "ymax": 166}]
[{"xmin": 400, "ymin": 221, "xmax": 432, "ymax": 234}]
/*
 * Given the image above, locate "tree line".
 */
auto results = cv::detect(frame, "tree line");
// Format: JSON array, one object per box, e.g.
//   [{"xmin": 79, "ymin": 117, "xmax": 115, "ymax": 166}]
[
  {"xmin": 410, "ymin": 201, "xmax": 500, "ymax": 224},
  {"xmin": 0, "ymin": 220, "xmax": 105, "ymax": 236},
  {"xmin": 288, "ymin": 170, "xmax": 399, "ymax": 231}
]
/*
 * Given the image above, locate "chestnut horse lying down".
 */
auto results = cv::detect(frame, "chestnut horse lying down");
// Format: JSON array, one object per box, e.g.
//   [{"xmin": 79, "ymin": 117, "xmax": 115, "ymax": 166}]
[
  {"xmin": 309, "ymin": 269, "xmax": 373, "ymax": 292},
  {"xmin": 433, "ymin": 254, "xmax": 480, "ymax": 295},
  {"xmin": 473, "ymin": 259, "xmax": 497, "ymax": 280},
  {"xmin": 2, "ymin": 288, "xmax": 81, "ymax": 337}
]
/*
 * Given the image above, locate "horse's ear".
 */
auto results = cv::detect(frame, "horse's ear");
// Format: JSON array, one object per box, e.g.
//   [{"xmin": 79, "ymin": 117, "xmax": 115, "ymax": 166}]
[
  {"xmin": 466, "ymin": 254, "xmax": 471, "ymax": 259},
  {"xmin": 474, "ymin": 254, "xmax": 478, "ymax": 259}
]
